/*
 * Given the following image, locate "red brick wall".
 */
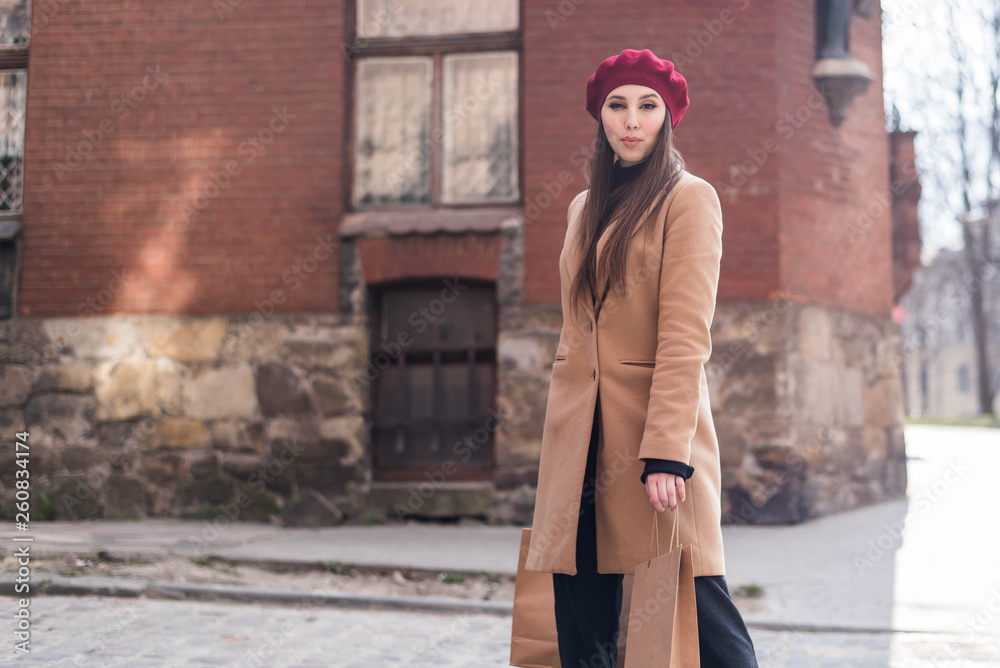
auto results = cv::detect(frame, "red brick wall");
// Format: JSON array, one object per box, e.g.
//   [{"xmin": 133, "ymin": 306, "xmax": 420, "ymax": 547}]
[
  {"xmin": 523, "ymin": 0, "xmax": 781, "ymax": 307},
  {"xmin": 19, "ymin": 1, "xmax": 892, "ymax": 318},
  {"xmin": 774, "ymin": 0, "xmax": 892, "ymax": 316},
  {"xmin": 523, "ymin": 0, "xmax": 894, "ymax": 317},
  {"xmin": 20, "ymin": 0, "xmax": 346, "ymax": 317}
]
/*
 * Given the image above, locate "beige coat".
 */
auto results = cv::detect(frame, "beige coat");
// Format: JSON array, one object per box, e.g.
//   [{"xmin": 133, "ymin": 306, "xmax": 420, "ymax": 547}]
[{"xmin": 525, "ymin": 169, "xmax": 727, "ymax": 578}]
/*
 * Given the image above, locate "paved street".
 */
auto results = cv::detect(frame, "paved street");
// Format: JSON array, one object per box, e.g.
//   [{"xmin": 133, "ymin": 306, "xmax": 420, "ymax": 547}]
[
  {"xmin": 4, "ymin": 594, "xmax": 1000, "ymax": 667},
  {"xmin": 2, "ymin": 425, "xmax": 1000, "ymax": 666}
]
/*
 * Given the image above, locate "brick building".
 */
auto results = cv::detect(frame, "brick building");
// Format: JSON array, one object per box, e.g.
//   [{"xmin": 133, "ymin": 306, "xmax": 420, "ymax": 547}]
[{"xmin": 0, "ymin": 0, "xmax": 914, "ymax": 526}]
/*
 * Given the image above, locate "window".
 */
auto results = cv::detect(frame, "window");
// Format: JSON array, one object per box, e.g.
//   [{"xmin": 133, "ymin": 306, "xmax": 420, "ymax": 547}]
[
  {"xmin": 349, "ymin": 0, "xmax": 520, "ymax": 208},
  {"xmin": 0, "ymin": 0, "xmax": 29, "ymax": 319},
  {"xmin": 369, "ymin": 282, "xmax": 497, "ymax": 481},
  {"xmin": 957, "ymin": 364, "xmax": 971, "ymax": 393}
]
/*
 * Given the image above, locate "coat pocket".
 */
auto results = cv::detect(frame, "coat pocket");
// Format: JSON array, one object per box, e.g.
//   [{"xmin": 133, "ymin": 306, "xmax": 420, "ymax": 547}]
[
  {"xmin": 553, "ymin": 356, "xmax": 567, "ymax": 364},
  {"xmin": 619, "ymin": 359, "xmax": 655, "ymax": 368}
]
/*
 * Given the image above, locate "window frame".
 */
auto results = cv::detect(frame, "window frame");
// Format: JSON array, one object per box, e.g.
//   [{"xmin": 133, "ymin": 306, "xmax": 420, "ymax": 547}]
[
  {"xmin": 344, "ymin": 1, "xmax": 523, "ymax": 213},
  {"xmin": 367, "ymin": 278, "xmax": 499, "ymax": 482},
  {"xmin": 0, "ymin": 4, "xmax": 29, "ymax": 320},
  {"xmin": 0, "ymin": 33, "xmax": 28, "ymax": 223}
]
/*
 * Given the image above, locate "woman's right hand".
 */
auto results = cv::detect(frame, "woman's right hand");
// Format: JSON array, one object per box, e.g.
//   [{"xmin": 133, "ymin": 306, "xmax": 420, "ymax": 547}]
[{"xmin": 645, "ymin": 472, "xmax": 685, "ymax": 513}]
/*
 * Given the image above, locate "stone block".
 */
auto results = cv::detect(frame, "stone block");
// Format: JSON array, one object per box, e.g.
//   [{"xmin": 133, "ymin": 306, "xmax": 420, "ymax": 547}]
[
  {"xmin": 861, "ymin": 426, "xmax": 888, "ymax": 461},
  {"xmin": 256, "ymin": 362, "xmax": 317, "ymax": 417},
  {"xmin": 0, "ymin": 365, "xmax": 37, "ymax": 408},
  {"xmin": 102, "ymin": 473, "xmax": 151, "ymax": 519},
  {"xmin": 95, "ymin": 357, "xmax": 185, "ymax": 421},
  {"xmin": 218, "ymin": 319, "xmax": 284, "ymax": 362},
  {"xmin": 34, "ymin": 362, "xmax": 94, "ymax": 393},
  {"xmin": 46, "ymin": 473, "xmax": 106, "ymax": 519},
  {"xmin": 138, "ymin": 452, "xmax": 188, "ymax": 485},
  {"xmin": 230, "ymin": 480, "xmax": 284, "ymax": 522},
  {"xmin": 714, "ymin": 416, "xmax": 748, "ymax": 467},
  {"xmin": 175, "ymin": 473, "xmax": 236, "ymax": 509},
  {"xmin": 45, "ymin": 318, "xmax": 143, "ymax": 360},
  {"xmin": 185, "ymin": 365, "xmax": 257, "ymax": 420},
  {"xmin": 209, "ymin": 420, "xmax": 268, "ymax": 454},
  {"xmin": 276, "ymin": 329, "xmax": 365, "ymax": 372},
  {"xmin": 23, "ymin": 394, "xmax": 98, "ymax": 447},
  {"xmin": 220, "ymin": 454, "xmax": 269, "ymax": 481},
  {"xmin": 188, "ymin": 452, "xmax": 220, "ymax": 481},
  {"xmin": 282, "ymin": 487, "xmax": 345, "ymax": 527},
  {"xmin": 797, "ymin": 306, "xmax": 834, "ymax": 363},
  {"xmin": 310, "ymin": 371, "xmax": 364, "ymax": 417},
  {"xmin": 1, "ymin": 320, "xmax": 59, "ymax": 365},
  {"xmin": 369, "ymin": 481, "xmax": 495, "ymax": 520},
  {"xmin": 717, "ymin": 352, "xmax": 779, "ymax": 414},
  {"xmin": 145, "ymin": 317, "xmax": 227, "ymax": 363},
  {"xmin": 0, "ymin": 409, "xmax": 24, "ymax": 435},
  {"xmin": 498, "ymin": 334, "xmax": 546, "ymax": 371},
  {"xmin": 863, "ymin": 376, "xmax": 904, "ymax": 429},
  {"xmin": 154, "ymin": 418, "xmax": 212, "ymax": 450},
  {"xmin": 318, "ymin": 416, "xmax": 366, "ymax": 462},
  {"xmin": 60, "ymin": 446, "xmax": 109, "ymax": 472}
]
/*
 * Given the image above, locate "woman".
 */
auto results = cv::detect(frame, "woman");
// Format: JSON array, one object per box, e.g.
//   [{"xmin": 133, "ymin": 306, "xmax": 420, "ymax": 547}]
[{"xmin": 524, "ymin": 49, "xmax": 759, "ymax": 667}]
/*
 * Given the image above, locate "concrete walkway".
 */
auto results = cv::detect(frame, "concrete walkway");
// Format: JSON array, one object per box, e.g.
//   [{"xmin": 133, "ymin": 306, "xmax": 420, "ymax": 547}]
[{"xmin": 3, "ymin": 425, "xmax": 999, "ymax": 641}]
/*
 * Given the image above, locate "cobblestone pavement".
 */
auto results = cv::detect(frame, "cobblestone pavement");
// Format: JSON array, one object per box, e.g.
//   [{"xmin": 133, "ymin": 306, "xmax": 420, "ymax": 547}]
[{"xmin": 4, "ymin": 595, "xmax": 1000, "ymax": 667}]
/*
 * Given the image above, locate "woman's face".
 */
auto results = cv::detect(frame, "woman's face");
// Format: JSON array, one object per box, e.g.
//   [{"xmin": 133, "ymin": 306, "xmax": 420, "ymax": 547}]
[{"xmin": 600, "ymin": 84, "xmax": 667, "ymax": 167}]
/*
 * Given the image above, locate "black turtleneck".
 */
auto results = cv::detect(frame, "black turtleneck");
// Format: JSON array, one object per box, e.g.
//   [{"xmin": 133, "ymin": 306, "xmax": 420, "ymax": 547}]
[
  {"xmin": 612, "ymin": 157, "xmax": 647, "ymax": 188},
  {"xmin": 607, "ymin": 159, "xmax": 696, "ymax": 485}
]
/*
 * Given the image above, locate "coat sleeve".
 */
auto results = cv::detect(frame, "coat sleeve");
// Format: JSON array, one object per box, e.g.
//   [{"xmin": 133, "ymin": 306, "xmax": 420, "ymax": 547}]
[{"xmin": 637, "ymin": 177, "xmax": 723, "ymax": 464}]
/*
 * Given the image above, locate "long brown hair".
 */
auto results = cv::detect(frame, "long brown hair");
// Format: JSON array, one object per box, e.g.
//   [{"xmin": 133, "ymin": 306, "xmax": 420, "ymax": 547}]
[{"xmin": 569, "ymin": 115, "xmax": 685, "ymax": 317}]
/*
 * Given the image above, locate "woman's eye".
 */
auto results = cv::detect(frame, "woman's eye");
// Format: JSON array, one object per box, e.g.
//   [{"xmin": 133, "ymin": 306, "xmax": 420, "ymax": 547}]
[
  {"xmin": 642, "ymin": 103, "xmax": 657, "ymax": 109},
  {"xmin": 609, "ymin": 102, "xmax": 625, "ymax": 109}
]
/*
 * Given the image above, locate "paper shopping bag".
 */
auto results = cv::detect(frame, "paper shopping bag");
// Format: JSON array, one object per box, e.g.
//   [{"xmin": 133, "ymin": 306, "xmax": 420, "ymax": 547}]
[
  {"xmin": 623, "ymin": 508, "xmax": 700, "ymax": 668},
  {"xmin": 510, "ymin": 528, "xmax": 561, "ymax": 668}
]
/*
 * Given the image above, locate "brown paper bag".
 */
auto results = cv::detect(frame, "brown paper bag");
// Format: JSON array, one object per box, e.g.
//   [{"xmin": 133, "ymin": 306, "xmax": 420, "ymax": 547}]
[
  {"xmin": 623, "ymin": 507, "xmax": 700, "ymax": 668},
  {"xmin": 510, "ymin": 528, "xmax": 636, "ymax": 667},
  {"xmin": 510, "ymin": 528, "xmax": 561, "ymax": 668}
]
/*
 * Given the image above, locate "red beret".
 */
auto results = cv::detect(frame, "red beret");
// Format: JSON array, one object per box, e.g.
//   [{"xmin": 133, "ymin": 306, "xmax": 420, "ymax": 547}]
[{"xmin": 585, "ymin": 48, "xmax": 689, "ymax": 130}]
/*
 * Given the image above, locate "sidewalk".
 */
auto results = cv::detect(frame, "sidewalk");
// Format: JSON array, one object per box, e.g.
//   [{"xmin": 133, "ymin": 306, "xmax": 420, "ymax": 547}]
[{"xmin": 3, "ymin": 424, "xmax": 998, "ymax": 638}]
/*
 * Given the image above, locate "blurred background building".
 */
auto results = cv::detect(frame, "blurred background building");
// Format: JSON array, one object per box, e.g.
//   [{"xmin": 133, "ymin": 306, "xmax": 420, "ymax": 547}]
[
  {"xmin": 0, "ymin": 0, "xmax": 919, "ymax": 527},
  {"xmin": 900, "ymin": 215, "xmax": 1000, "ymax": 418}
]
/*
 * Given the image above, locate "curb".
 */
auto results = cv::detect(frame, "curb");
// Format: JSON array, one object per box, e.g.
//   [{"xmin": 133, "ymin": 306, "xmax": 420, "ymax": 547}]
[
  {"xmin": 0, "ymin": 572, "xmax": 514, "ymax": 617},
  {"xmin": 1, "ymin": 574, "xmax": 960, "ymax": 636}
]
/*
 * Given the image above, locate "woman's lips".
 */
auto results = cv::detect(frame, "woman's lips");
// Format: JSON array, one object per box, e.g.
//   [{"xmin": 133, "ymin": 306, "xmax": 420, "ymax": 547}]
[{"xmin": 621, "ymin": 137, "xmax": 641, "ymax": 147}]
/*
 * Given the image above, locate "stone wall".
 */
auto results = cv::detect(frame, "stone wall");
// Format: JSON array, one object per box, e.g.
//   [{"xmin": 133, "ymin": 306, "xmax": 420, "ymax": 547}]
[
  {"xmin": 497, "ymin": 297, "xmax": 908, "ymax": 527},
  {"xmin": 0, "ymin": 314, "xmax": 371, "ymax": 527},
  {"xmin": 0, "ymin": 297, "xmax": 908, "ymax": 528},
  {"xmin": 710, "ymin": 299, "xmax": 907, "ymax": 524}
]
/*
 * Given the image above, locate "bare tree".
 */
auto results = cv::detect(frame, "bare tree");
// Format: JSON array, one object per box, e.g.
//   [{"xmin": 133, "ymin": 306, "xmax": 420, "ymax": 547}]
[{"xmin": 952, "ymin": 0, "xmax": 999, "ymax": 415}]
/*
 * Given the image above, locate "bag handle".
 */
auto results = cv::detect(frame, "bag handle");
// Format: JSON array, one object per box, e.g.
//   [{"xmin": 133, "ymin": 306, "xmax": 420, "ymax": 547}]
[{"xmin": 648, "ymin": 500, "xmax": 682, "ymax": 564}]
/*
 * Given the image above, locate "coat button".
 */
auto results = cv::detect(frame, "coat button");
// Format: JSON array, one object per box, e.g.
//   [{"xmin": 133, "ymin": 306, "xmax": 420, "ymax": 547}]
[
  {"xmin": 589, "ymin": 322, "xmax": 593, "ymax": 332},
  {"xmin": 592, "ymin": 369, "xmax": 596, "ymax": 380}
]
